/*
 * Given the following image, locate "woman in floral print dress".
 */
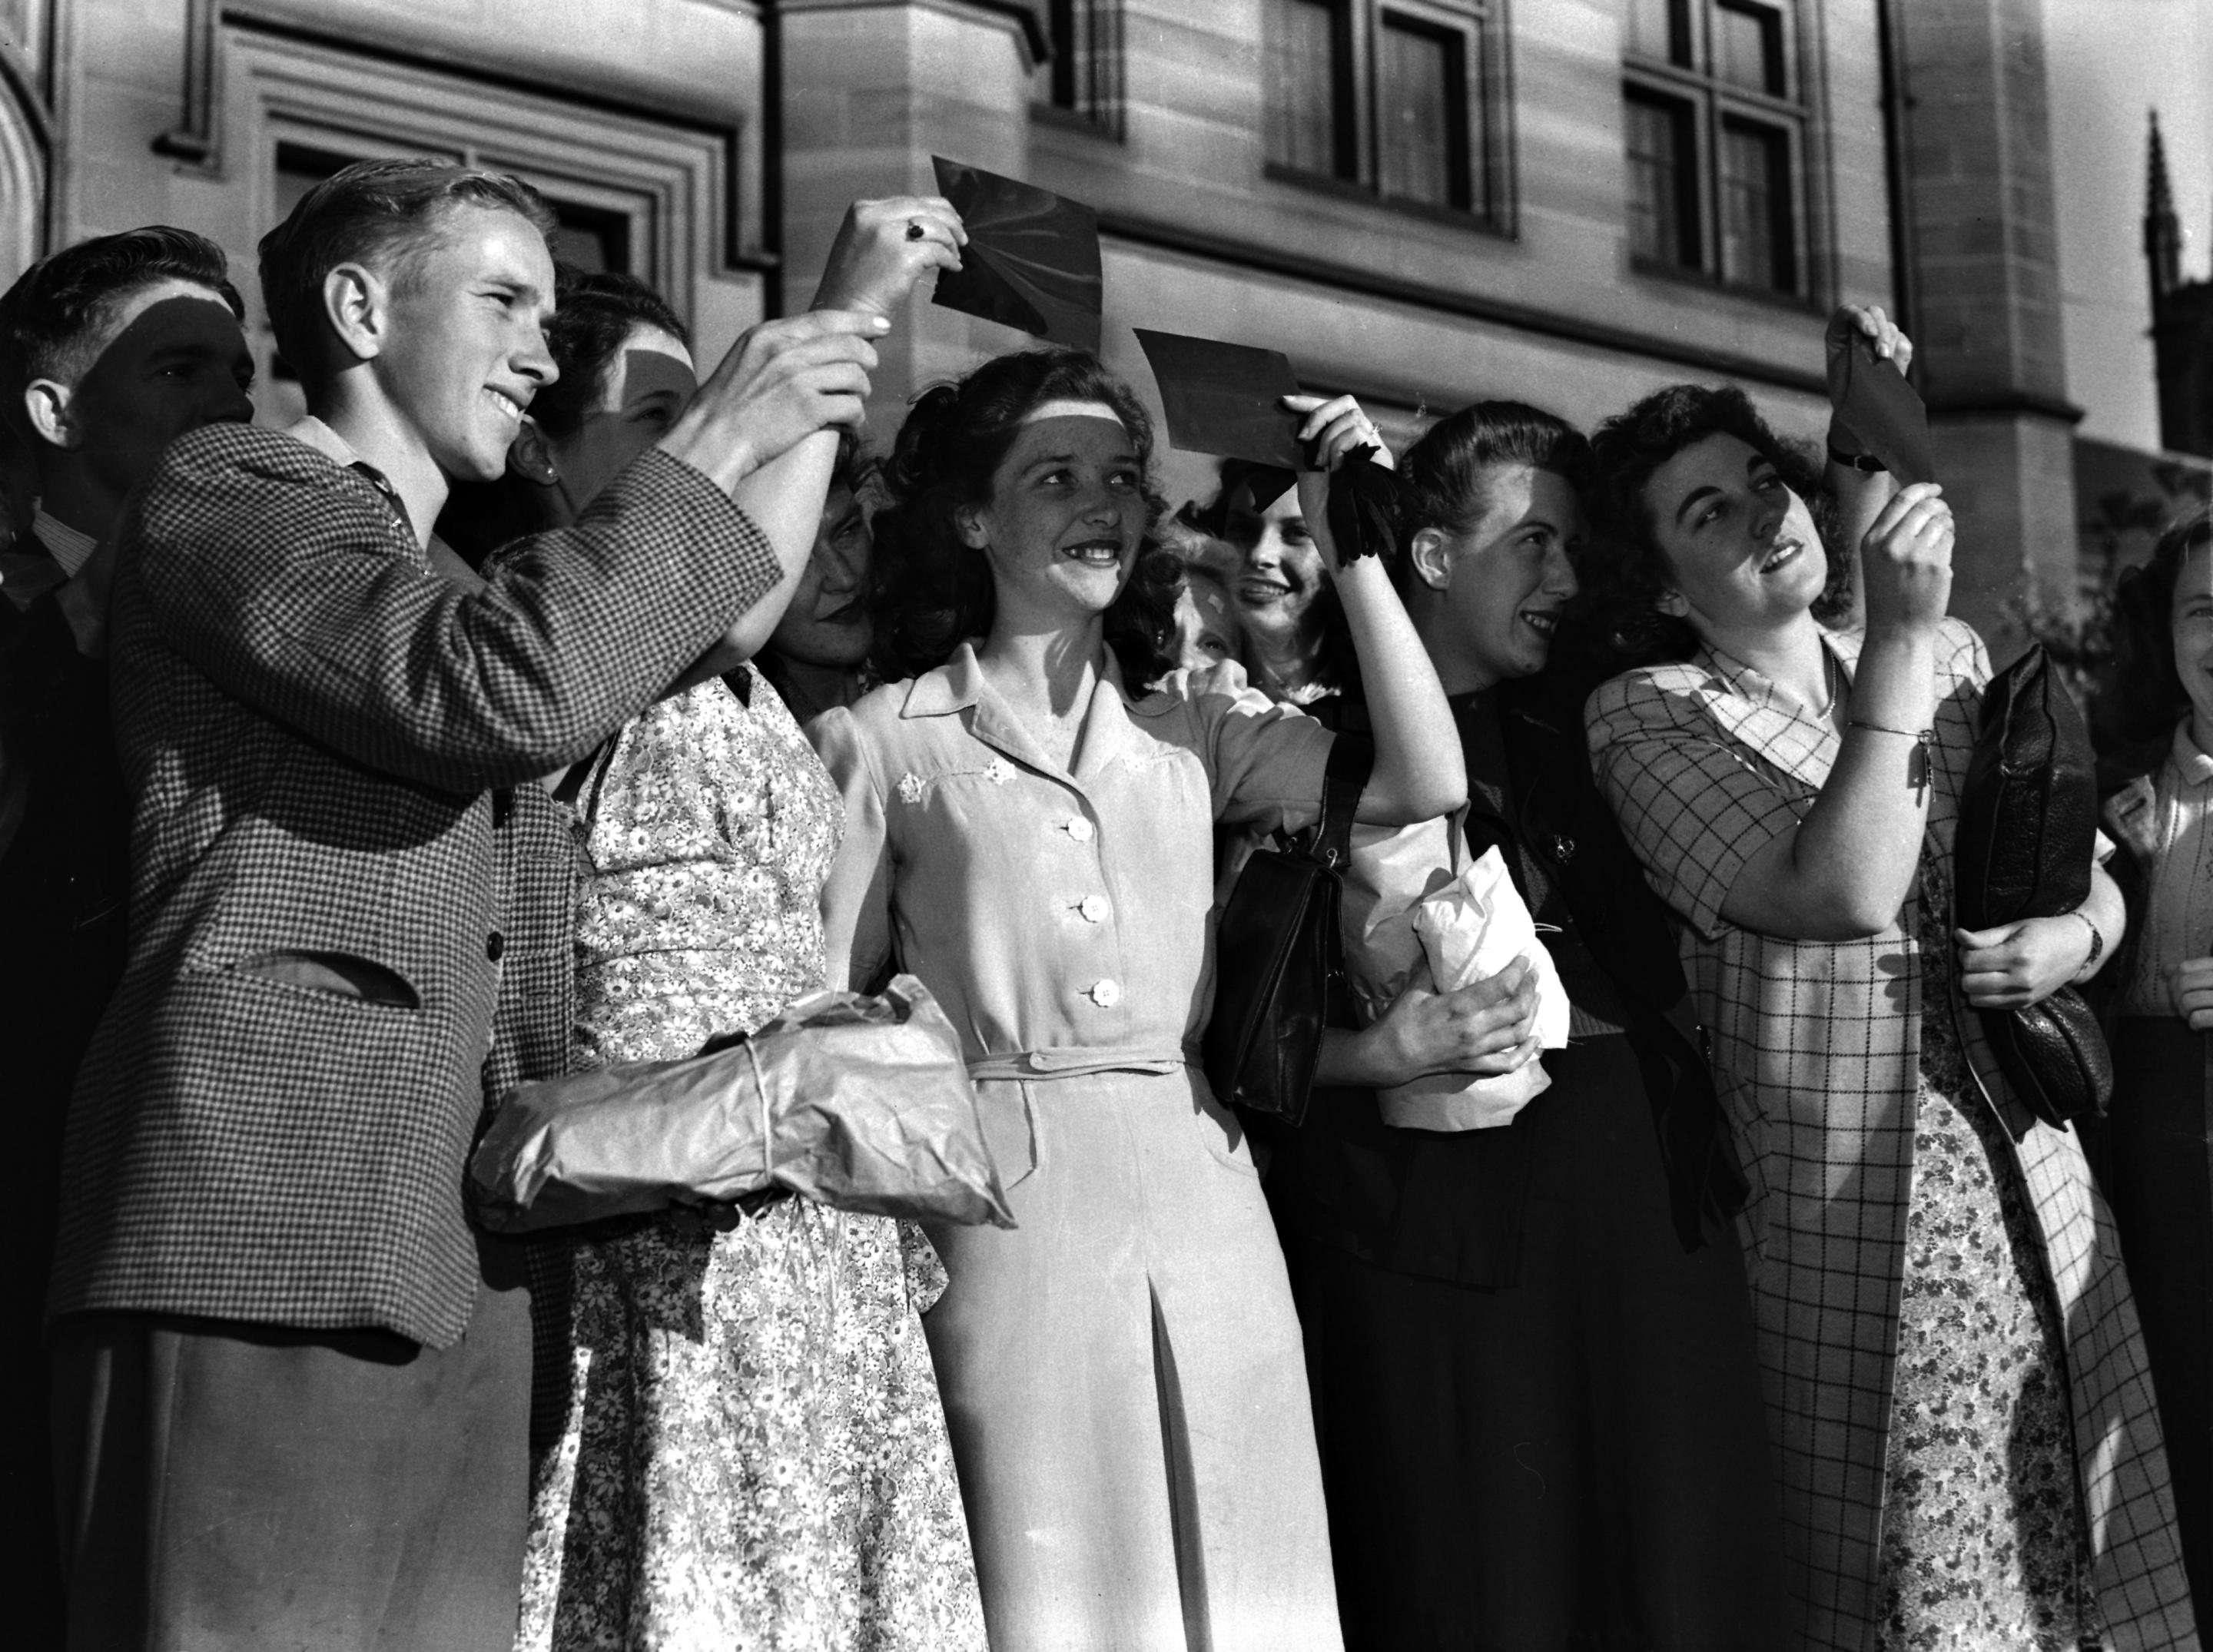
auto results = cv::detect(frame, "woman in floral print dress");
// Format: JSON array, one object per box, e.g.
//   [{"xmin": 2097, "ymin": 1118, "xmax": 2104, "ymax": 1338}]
[
  {"xmin": 1580, "ymin": 307, "xmax": 2195, "ymax": 1650},
  {"xmin": 504, "ymin": 221, "xmax": 988, "ymax": 1651}
]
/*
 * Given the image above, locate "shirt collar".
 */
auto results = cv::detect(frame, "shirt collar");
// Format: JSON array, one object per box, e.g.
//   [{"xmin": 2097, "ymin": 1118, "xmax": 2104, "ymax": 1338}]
[
  {"xmin": 2168, "ymin": 719, "xmax": 2213, "ymax": 788},
  {"xmin": 1695, "ymin": 626, "xmax": 1856, "ymax": 721},
  {"xmin": 284, "ymin": 415, "xmax": 414, "ymax": 536},
  {"xmin": 31, "ymin": 507, "xmax": 98, "ymax": 579}
]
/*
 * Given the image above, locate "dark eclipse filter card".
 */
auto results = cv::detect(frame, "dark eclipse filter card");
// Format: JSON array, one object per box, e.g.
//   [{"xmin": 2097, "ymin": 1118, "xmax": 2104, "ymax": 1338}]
[
  {"xmin": 930, "ymin": 156, "xmax": 1103, "ymax": 353},
  {"xmin": 1133, "ymin": 328, "xmax": 1306, "ymax": 476},
  {"xmin": 1836, "ymin": 337, "xmax": 1937, "ymax": 485}
]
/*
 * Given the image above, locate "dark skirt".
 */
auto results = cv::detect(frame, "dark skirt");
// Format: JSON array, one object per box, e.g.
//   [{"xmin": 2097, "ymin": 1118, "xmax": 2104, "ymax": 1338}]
[
  {"xmin": 1286, "ymin": 1033, "xmax": 1786, "ymax": 1652},
  {"xmin": 2106, "ymin": 1013, "xmax": 2213, "ymax": 1613}
]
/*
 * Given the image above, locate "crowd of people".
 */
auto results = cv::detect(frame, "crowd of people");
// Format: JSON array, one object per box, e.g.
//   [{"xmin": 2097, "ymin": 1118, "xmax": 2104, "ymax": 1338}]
[{"xmin": 5, "ymin": 154, "xmax": 2213, "ymax": 1652}]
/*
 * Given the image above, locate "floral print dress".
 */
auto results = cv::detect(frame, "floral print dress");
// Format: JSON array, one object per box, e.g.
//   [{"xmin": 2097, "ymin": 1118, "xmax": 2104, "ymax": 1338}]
[
  {"xmin": 1876, "ymin": 846, "xmax": 2096, "ymax": 1650},
  {"xmin": 517, "ymin": 669, "xmax": 985, "ymax": 1652}
]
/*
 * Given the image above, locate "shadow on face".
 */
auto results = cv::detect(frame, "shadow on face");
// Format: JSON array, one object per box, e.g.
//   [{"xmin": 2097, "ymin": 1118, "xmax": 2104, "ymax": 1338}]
[
  {"xmin": 533, "ymin": 333, "xmax": 697, "ymax": 520},
  {"xmin": 55, "ymin": 283, "xmax": 254, "ymax": 502}
]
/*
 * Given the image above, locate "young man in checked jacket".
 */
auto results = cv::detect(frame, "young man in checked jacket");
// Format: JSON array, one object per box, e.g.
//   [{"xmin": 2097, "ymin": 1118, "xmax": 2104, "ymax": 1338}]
[{"xmin": 42, "ymin": 160, "xmax": 893, "ymax": 1650}]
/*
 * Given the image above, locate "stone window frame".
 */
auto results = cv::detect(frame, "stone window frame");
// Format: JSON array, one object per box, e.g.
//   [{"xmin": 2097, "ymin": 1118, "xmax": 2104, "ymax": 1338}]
[
  {"xmin": 1257, "ymin": 0, "xmax": 1511, "ymax": 234},
  {"xmin": 1621, "ymin": 0, "xmax": 1811, "ymax": 299}
]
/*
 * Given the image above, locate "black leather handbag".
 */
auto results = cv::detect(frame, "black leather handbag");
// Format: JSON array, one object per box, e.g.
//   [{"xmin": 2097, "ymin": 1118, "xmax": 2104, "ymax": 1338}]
[
  {"xmin": 1203, "ymin": 735, "xmax": 1373, "ymax": 1127},
  {"xmin": 1955, "ymin": 643, "xmax": 2114, "ymax": 1127}
]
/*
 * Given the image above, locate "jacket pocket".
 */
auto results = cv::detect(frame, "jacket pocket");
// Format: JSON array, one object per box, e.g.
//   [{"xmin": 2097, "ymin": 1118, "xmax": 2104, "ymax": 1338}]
[{"xmin": 228, "ymin": 950, "xmax": 422, "ymax": 1009}]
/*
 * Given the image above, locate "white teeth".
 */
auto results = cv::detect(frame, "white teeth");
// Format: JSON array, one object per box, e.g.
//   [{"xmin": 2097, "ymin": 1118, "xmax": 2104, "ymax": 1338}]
[
  {"xmin": 1522, "ymin": 611, "xmax": 1557, "ymax": 635},
  {"xmin": 488, "ymin": 390, "xmax": 523, "ymax": 422},
  {"xmin": 1761, "ymin": 540, "xmax": 1802, "ymax": 574}
]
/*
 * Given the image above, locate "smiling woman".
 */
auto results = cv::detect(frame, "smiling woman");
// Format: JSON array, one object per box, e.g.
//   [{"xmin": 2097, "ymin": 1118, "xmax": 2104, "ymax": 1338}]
[{"xmin": 817, "ymin": 344, "xmax": 1463, "ymax": 1652}]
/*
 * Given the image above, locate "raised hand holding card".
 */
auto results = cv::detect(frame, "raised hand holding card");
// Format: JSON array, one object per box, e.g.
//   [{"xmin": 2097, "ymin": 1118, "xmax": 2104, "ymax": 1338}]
[
  {"xmin": 929, "ymin": 156, "xmax": 1103, "ymax": 353},
  {"xmin": 1835, "ymin": 331, "xmax": 1936, "ymax": 484}
]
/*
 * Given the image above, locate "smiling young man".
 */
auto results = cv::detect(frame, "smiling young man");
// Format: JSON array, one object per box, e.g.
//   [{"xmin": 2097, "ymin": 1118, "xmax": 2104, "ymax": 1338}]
[
  {"xmin": 0, "ymin": 225, "xmax": 254, "ymax": 1652},
  {"xmin": 45, "ymin": 160, "xmax": 892, "ymax": 1651}
]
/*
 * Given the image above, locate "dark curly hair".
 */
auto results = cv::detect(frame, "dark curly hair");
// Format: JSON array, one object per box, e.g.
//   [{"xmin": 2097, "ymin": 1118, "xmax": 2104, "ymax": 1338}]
[
  {"xmin": 2099, "ymin": 506, "xmax": 2213, "ymax": 761},
  {"xmin": 1579, "ymin": 382, "xmax": 1848, "ymax": 671},
  {"xmin": 866, "ymin": 348, "xmax": 1177, "ymax": 685}
]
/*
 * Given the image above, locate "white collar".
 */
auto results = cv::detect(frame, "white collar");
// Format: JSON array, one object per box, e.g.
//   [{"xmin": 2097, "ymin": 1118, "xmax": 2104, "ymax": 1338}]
[{"xmin": 2169, "ymin": 719, "xmax": 2213, "ymax": 789}]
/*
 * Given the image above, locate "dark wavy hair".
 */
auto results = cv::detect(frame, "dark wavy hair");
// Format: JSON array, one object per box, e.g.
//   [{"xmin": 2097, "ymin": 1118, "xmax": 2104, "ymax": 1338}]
[
  {"xmin": 1579, "ymin": 383, "xmax": 1847, "ymax": 671},
  {"xmin": 866, "ymin": 348, "xmax": 1176, "ymax": 685},
  {"xmin": 1392, "ymin": 400, "xmax": 1592, "ymax": 589},
  {"xmin": 2099, "ymin": 506, "xmax": 2213, "ymax": 760}
]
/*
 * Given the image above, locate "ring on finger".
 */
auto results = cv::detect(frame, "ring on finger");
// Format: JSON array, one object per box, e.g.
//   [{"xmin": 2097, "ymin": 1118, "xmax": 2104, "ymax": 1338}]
[{"xmin": 904, "ymin": 220, "xmax": 927, "ymax": 241}]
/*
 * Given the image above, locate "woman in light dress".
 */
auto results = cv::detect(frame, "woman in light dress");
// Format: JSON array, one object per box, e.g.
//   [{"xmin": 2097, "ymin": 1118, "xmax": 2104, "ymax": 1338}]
[
  {"xmin": 510, "ymin": 201, "xmax": 991, "ymax": 1652},
  {"xmin": 814, "ymin": 346, "xmax": 1465, "ymax": 1652}
]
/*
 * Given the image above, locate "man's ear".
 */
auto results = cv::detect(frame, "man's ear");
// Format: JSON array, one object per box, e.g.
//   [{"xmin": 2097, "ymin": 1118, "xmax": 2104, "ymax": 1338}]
[
  {"xmin": 321, "ymin": 262, "xmax": 387, "ymax": 364},
  {"xmin": 1657, "ymin": 585, "xmax": 1690, "ymax": 618},
  {"xmin": 1408, "ymin": 526, "xmax": 1454, "ymax": 592},
  {"xmin": 507, "ymin": 421, "xmax": 559, "ymax": 486},
  {"xmin": 22, "ymin": 380, "xmax": 79, "ymax": 450}
]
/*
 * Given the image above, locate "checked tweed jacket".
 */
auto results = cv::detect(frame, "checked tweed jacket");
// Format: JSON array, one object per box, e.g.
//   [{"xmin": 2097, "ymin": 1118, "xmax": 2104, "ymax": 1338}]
[
  {"xmin": 1588, "ymin": 618, "xmax": 2198, "ymax": 1652},
  {"xmin": 50, "ymin": 423, "xmax": 778, "ymax": 1350}
]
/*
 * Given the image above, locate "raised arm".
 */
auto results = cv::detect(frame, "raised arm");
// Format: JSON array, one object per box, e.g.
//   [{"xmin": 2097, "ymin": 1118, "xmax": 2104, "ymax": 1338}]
[
  {"xmin": 1714, "ymin": 488, "xmax": 1953, "ymax": 939},
  {"xmin": 682, "ymin": 197, "xmax": 968, "ymax": 679},
  {"xmin": 1286, "ymin": 393, "xmax": 1466, "ymax": 825},
  {"xmin": 1823, "ymin": 303, "xmax": 1909, "ymax": 621}
]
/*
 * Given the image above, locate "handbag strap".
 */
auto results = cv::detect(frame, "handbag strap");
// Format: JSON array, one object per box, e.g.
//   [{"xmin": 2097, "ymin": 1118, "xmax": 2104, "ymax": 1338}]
[{"xmin": 1312, "ymin": 735, "xmax": 1375, "ymax": 870}]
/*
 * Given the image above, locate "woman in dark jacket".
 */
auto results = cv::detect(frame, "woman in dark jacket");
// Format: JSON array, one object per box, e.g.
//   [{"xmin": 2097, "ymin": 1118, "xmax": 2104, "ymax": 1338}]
[{"xmin": 1257, "ymin": 401, "xmax": 1785, "ymax": 1651}]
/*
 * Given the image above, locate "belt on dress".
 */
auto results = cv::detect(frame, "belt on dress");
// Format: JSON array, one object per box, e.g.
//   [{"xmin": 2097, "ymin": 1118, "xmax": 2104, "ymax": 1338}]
[{"xmin": 967, "ymin": 1044, "xmax": 1195, "ymax": 1083}]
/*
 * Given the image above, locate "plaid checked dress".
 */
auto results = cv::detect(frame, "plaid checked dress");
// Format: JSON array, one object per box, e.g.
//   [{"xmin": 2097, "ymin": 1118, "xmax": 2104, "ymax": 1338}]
[{"xmin": 1588, "ymin": 619, "xmax": 2198, "ymax": 1652}]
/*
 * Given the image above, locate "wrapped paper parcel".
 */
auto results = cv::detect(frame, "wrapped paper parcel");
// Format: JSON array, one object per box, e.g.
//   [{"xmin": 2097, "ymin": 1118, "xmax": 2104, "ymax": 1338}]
[
  {"xmin": 469, "ymin": 976, "xmax": 1014, "ymax": 1232},
  {"xmin": 1341, "ymin": 821, "xmax": 1571, "ymax": 1132}
]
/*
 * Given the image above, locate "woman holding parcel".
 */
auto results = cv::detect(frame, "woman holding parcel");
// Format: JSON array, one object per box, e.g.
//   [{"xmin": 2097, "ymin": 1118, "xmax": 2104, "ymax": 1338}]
[
  {"xmin": 1583, "ymin": 307, "xmax": 2193, "ymax": 1649},
  {"xmin": 815, "ymin": 346, "xmax": 1465, "ymax": 1652},
  {"xmin": 511, "ymin": 205, "xmax": 989, "ymax": 1652}
]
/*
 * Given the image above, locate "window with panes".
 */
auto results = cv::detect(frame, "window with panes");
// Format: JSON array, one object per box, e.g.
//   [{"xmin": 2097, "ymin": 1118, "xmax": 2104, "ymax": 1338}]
[
  {"xmin": 1040, "ymin": 1, "xmax": 1125, "ymax": 138},
  {"xmin": 1262, "ymin": 0, "xmax": 1501, "ymax": 225},
  {"xmin": 1623, "ymin": 0, "xmax": 1804, "ymax": 295}
]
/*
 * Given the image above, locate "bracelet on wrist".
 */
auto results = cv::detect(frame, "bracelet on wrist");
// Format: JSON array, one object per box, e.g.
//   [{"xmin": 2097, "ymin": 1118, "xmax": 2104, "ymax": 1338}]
[
  {"xmin": 1827, "ymin": 445, "xmax": 1887, "ymax": 473},
  {"xmin": 2069, "ymin": 909, "xmax": 2104, "ymax": 980},
  {"xmin": 1845, "ymin": 718, "xmax": 1934, "ymax": 801}
]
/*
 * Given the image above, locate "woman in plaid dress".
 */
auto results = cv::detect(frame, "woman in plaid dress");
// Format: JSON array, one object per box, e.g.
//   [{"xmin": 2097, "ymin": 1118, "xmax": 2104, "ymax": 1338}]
[{"xmin": 1581, "ymin": 307, "xmax": 2196, "ymax": 1650}]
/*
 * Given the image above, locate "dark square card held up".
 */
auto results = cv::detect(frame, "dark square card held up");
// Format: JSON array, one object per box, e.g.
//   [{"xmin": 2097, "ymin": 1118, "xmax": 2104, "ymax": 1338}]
[
  {"xmin": 929, "ymin": 156, "xmax": 1102, "ymax": 353},
  {"xmin": 1834, "ymin": 337, "xmax": 1936, "ymax": 485},
  {"xmin": 1133, "ymin": 329, "xmax": 1306, "ymax": 473}
]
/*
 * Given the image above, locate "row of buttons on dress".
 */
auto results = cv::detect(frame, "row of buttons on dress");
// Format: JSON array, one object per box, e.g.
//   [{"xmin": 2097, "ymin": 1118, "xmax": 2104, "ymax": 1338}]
[{"xmin": 1059, "ymin": 814, "xmax": 1118, "ymax": 1006}]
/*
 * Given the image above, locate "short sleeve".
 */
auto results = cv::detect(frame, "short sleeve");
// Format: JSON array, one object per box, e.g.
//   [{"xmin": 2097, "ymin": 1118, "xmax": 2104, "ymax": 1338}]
[
  {"xmin": 1584, "ymin": 670, "xmax": 1805, "ymax": 941},
  {"xmin": 810, "ymin": 705, "xmax": 894, "ymax": 991},
  {"xmin": 1163, "ymin": 672, "xmax": 1335, "ymax": 834}
]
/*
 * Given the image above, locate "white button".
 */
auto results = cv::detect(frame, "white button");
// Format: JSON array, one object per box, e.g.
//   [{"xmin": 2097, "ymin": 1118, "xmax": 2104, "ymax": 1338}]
[
  {"xmin": 1066, "ymin": 815, "xmax": 1095, "ymax": 843},
  {"xmin": 1089, "ymin": 978, "xmax": 1122, "ymax": 1007},
  {"xmin": 1078, "ymin": 894, "xmax": 1109, "ymax": 923}
]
